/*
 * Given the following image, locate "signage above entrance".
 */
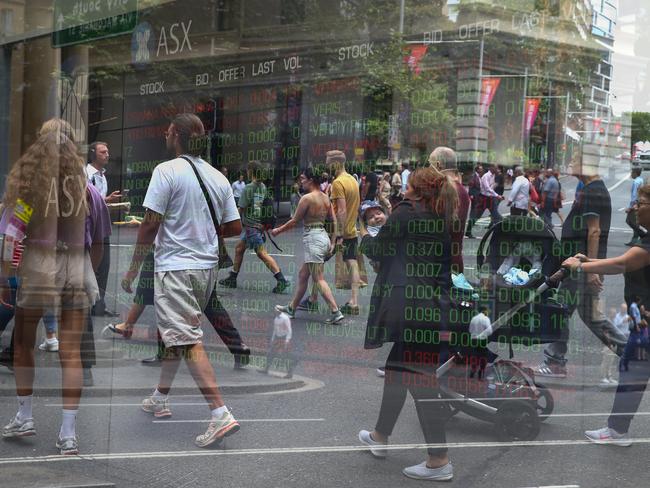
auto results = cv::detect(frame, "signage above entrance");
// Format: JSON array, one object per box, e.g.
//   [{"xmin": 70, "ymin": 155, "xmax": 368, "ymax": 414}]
[{"xmin": 52, "ymin": 0, "xmax": 138, "ymax": 48}]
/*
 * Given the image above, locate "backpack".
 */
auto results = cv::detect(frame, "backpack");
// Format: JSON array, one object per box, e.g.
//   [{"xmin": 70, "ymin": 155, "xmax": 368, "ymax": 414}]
[{"xmin": 260, "ymin": 194, "xmax": 277, "ymax": 228}]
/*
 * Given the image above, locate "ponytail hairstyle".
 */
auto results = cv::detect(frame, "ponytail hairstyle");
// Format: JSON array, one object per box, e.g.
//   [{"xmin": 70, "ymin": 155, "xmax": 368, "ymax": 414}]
[{"xmin": 407, "ymin": 166, "xmax": 458, "ymax": 224}]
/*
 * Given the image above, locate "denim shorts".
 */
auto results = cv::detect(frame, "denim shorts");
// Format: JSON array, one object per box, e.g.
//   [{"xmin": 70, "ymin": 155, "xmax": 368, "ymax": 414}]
[{"xmin": 240, "ymin": 226, "xmax": 266, "ymax": 250}]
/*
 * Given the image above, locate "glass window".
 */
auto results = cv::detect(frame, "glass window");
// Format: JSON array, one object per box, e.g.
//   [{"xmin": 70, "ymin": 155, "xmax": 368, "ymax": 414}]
[{"xmin": 0, "ymin": 1, "xmax": 648, "ymax": 486}]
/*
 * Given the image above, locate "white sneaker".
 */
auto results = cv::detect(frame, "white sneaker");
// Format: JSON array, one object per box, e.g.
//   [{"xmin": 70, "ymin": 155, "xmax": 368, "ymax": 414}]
[
  {"xmin": 599, "ymin": 378, "xmax": 611, "ymax": 384},
  {"xmin": 38, "ymin": 338, "xmax": 59, "ymax": 352},
  {"xmin": 403, "ymin": 461, "xmax": 453, "ymax": 481},
  {"xmin": 2, "ymin": 415, "xmax": 35, "ymax": 438},
  {"xmin": 195, "ymin": 409, "xmax": 240, "ymax": 448},
  {"xmin": 358, "ymin": 430, "xmax": 387, "ymax": 458},
  {"xmin": 141, "ymin": 395, "xmax": 172, "ymax": 418},
  {"xmin": 585, "ymin": 426, "xmax": 632, "ymax": 447}
]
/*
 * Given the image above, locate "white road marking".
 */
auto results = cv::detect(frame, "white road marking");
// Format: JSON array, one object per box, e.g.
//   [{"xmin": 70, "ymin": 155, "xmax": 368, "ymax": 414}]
[
  {"xmin": 152, "ymin": 418, "xmax": 324, "ymax": 424},
  {"xmin": 520, "ymin": 485, "xmax": 579, "ymax": 488},
  {"xmin": 0, "ymin": 439, "xmax": 649, "ymax": 465}
]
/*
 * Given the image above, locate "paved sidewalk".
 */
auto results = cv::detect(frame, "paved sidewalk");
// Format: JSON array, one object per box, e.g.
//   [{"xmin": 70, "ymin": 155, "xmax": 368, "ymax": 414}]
[{"xmin": 0, "ymin": 334, "xmax": 309, "ymax": 397}]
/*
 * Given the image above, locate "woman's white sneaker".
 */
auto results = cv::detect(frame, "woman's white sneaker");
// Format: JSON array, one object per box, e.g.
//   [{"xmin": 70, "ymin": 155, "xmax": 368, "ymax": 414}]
[
  {"xmin": 585, "ymin": 426, "xmax": 632, "ymax": 447},
  {"xmin": 403, "ymin": 461, "xmax": 453, "ymax": 481},
  {"xmin": 358, "ymin": 430, "xmax": 387, "ymax": 458}
]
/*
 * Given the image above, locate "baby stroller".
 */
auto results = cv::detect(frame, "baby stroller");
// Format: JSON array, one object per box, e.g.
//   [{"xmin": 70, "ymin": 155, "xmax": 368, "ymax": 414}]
[{"xmin": 436, "ymin": 216, "xmax": 569, "ymax": 441}]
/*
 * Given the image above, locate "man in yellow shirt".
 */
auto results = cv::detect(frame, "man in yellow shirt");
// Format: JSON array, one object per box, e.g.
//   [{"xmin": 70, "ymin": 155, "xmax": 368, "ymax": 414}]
[{"xmin": 328, "ymin": 150, "xmax": 361, "ymax": 314}]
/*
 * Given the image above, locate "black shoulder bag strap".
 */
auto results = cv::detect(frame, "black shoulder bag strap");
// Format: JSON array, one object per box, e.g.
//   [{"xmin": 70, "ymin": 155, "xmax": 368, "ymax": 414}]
[{"xmin": 179, "ymin": 156, "xmax": 221, "ymax": 237}]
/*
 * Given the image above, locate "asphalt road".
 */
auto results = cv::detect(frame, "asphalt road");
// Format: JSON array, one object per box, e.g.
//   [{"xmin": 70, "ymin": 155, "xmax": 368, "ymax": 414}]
[{"xmin": 1, "ymin": 166, "xmax": 648, "ymax": 488}]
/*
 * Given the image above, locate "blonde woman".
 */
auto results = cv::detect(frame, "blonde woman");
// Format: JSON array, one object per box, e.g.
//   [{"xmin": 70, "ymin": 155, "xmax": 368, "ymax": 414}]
[{"xmin": 0, "ymin": 119, "xmax": 97, "ymax": 455}]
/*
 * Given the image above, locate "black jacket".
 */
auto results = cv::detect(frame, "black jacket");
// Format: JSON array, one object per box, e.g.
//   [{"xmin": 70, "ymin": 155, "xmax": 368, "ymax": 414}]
[{"xmin": 360, "ymin": 200, "xmax": 452, "ymax": 349}]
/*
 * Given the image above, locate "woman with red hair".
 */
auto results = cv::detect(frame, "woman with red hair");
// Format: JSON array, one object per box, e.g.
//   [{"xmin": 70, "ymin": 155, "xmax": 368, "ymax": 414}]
[{"xmin": 357, "ymin": 166, "xmax": 459, "ymax": 481}]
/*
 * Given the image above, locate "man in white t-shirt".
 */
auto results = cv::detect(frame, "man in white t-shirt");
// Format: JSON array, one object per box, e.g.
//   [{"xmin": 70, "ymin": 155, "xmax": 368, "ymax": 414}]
[{"xmin": 122, "ymin": 113, "xmax": 242, "ymax": 448}]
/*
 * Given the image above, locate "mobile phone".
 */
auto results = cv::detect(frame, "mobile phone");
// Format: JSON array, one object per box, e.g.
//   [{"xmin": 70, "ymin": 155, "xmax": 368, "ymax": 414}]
[{"xmin": 122, "ymin": 189, "xmax": 130, "ymax": 197}]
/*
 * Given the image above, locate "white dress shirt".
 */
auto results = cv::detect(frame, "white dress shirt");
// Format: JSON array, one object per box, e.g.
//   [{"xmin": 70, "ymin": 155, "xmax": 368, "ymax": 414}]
[
  {"xmin": 479, "ymin": 171, "xmax": 499, "ymax": 198},
  {"xmin": 86, "ymin": 164, "xmax": 108, "ymax": 198}
]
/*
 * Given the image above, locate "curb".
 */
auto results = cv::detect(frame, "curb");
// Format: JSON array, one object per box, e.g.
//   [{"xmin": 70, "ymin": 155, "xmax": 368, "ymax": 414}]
[{"xmin": 0, "ymin": 375, "xmax": 307, "ymax": 398}]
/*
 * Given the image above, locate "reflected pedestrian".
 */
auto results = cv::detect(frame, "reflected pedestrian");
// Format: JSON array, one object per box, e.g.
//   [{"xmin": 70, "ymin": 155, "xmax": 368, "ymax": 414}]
[
  {"xmin": 357, "ymin": 166, "xmax": 458, "ymax": 481},
  {"xmin": 122, "ymin": 113, "xmax": 243, "ymax": 447},
  {"xmin": 1, "ymin": 119, "xmax": 99, "ymax": 455},
  {"xmin": 563, "ymin": 184, "xmax": 650, "ymax": 446}
]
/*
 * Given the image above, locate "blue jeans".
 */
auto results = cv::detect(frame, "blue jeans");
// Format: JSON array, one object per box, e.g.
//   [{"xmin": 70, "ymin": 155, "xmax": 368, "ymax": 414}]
[{"xmin": 43, "ymin": 312, "xmax": 58, "ymax": 335}]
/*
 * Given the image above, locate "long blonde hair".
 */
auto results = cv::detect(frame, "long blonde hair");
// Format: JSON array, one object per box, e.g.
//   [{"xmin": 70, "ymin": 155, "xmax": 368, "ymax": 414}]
[{"xmin": 3, "ymin": 118, "xmax": 87, "ymax": 221}]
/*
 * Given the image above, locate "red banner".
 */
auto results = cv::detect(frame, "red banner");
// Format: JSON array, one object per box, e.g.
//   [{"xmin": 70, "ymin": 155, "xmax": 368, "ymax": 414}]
[
  {"xmin": 404, "ymin": 45, "xmax": 428, "ymax": 74},
  {"xmin": 479, "ymin": 78, "xmax": 501, "ymax": 117},
  {"xmin": 524, "ymin": 98, "xmax": 541, "ymax": 137}
]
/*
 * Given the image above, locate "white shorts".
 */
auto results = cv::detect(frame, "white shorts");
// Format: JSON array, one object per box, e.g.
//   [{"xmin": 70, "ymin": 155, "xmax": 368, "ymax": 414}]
[
  {"xmin": 154, "ymin": 267, "xmax": 217, "ymax": 347},
  {"xmin": 303, "ymin": 227, "xmax": 330, "ymax": 264}
]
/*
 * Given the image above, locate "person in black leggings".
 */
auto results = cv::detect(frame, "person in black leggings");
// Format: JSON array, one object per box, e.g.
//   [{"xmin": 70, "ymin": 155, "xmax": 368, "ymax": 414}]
[{"xmin": 357, "ymin": 166, "xmax": 457, "ymax": 481}]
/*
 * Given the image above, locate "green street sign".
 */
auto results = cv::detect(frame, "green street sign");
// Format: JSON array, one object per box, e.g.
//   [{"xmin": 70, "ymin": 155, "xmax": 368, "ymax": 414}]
[{"xmin": 52, "ymin": 0, "xmax": 138, "ymax": 48}]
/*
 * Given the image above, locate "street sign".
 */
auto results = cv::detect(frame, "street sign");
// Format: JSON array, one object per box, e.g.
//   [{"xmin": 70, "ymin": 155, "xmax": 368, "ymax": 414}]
[{"xmin": 52, "ymin": 0, "xmax": 138, "ymax": 48}]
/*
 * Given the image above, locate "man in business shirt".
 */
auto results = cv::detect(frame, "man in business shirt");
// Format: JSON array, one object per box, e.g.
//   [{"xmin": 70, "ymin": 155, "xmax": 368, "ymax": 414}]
[
  {"xmin": 507, "ymin": 166, "xmax": 530, "ymax": 216},
  {"xmin": 400, "ymin": 162, "xmax": 411, "ymax": 194},
  {"xmin": 625, "ymin": 167, "xmax": 645, "ymax": 246},
  {"xmin": 86, "ymin": 141, "xmax": 120, "ymax": 317},
  {"xmin": 465, "ymin": 164, "xmax": 503, "ymax": 237}
]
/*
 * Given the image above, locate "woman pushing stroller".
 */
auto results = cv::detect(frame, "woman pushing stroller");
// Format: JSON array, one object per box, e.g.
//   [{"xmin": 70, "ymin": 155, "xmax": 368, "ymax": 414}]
[{"xmin": 562, "ymin": 184, "xmax": 650, "ymax": 446}]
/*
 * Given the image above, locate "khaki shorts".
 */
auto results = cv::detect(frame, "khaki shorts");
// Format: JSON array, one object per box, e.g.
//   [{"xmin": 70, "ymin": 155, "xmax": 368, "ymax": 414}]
[
  {"xmin": 154, "ymin": 267, "xmax": 217, "ymax": 347},
  {"xmin": 16, "ymin": 247, "xmax": 97, "ymax": 312}
]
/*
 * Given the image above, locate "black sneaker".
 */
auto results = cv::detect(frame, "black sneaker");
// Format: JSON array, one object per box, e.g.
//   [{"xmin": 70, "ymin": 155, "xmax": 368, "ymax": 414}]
[
  {"xmin": 233, "ymin": 346, "xmax": 251, "ymax": 370},
  {"xmin": 340, "ymin": 302, "xmax": 360, "ymax": 315},
  {"xmin": 219, "ymin": 275, "xmax": 238, "ymax": 288},
  {"xmin": 272, "ymin": 279, "xmax": 289, "ymax": 294},
  {"xmin": 296, "ymin": 298, "xmax": 319, "ymax": 312}
]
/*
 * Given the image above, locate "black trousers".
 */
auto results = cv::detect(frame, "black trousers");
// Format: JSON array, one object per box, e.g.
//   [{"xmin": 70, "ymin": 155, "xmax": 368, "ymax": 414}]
[
  {"xmin": 510, "ymin": 206, "xmax": 528, "ymax": 216},
  {"xmin": 375, "ymin": 342, "xmax": 450, "ymax": 456},
  {"xmin": 626, "ymin": 210, "xmax": 642, "ymax": 240},
  {"xmin": 92, "ymin": 237, "xmax": 111, "ymax": 315}
]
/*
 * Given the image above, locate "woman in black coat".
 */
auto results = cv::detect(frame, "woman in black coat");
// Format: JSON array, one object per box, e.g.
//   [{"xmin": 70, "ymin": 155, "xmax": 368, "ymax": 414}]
[{"xmin": 357, "ymin": 166, "xmax": 459, "ymax": 481}]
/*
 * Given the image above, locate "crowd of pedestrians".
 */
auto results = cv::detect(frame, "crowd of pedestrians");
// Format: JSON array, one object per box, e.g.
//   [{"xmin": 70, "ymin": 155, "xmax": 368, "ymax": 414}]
[{"xmin": 1, "ymin": 112, "xmax": 649, "ymax": 483}]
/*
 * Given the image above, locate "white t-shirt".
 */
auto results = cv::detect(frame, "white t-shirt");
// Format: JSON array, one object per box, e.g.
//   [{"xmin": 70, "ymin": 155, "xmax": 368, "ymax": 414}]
[
  {"xmin": 232, "ymin": 180, "xmax": 246, "ymax": 199},
  {"xmin": 143, "ymin": 155, "xmax": 239, "ymax": 272}
]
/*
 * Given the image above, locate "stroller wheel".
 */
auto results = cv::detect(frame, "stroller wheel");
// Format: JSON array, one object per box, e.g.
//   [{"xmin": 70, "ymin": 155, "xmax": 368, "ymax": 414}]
[
  {"xmin": 495, "ymin": 400, "xmax": 540, "ymax": 441},
  {"xmin": 534, "ymin": 383, "xmax": 554, "ymax": 421}
]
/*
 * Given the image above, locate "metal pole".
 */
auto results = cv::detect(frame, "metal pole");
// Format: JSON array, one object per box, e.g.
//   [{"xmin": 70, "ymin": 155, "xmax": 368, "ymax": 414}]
[
  {"xmin": 399, "ymin": 0, "xmax": 405, "ymax": 34},
  {"xmin": 545, "ymin": 80, "xmax": 552, "ymax": 167},
  {"xmin": 521, "ymin": 67, "xmax": 529, "ymax": 156},
  {"xmin": 563, "ymin": 92, "xmax": 570, "ymax": 170}
]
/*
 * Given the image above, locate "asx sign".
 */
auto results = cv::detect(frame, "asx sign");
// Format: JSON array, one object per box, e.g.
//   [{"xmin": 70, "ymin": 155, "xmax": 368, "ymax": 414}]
[{"xmin": 131, "ymin": 19, "xmax": 193, "ymax": 66}]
